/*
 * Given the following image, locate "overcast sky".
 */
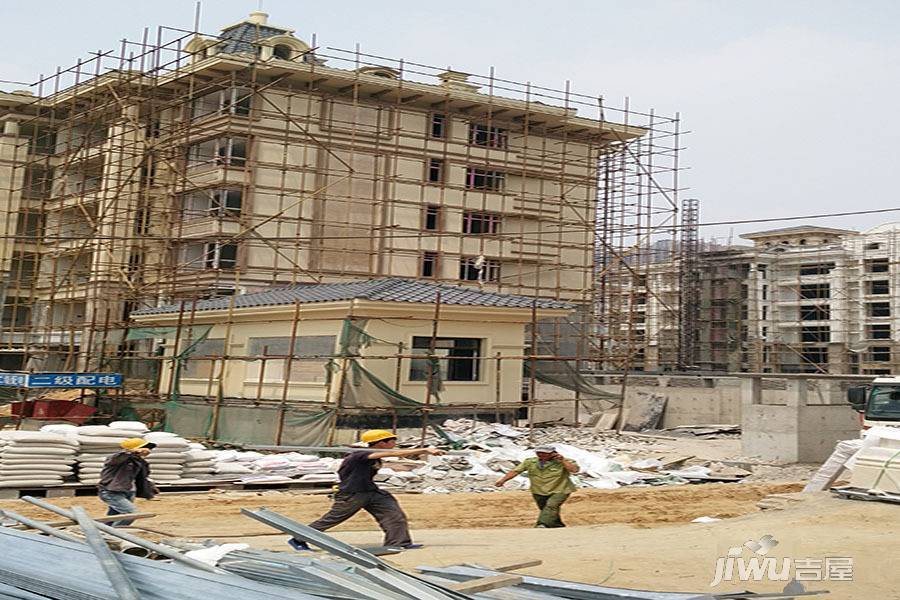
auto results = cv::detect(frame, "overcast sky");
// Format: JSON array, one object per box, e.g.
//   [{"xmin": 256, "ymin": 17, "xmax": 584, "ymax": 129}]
[{"xmin": 3, "ymin": 0, "xmax": 898, "ymax": 242}]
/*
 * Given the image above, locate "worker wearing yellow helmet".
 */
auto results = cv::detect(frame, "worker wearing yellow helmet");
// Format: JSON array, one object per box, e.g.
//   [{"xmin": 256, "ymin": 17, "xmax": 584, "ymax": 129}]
[
  {"xmin": 289, "ymin": 429, "xmax": 444, "ymax": 551},
  {"xmin": 98, "ymin": 437, "xmax": 159, "ymax": 527}
]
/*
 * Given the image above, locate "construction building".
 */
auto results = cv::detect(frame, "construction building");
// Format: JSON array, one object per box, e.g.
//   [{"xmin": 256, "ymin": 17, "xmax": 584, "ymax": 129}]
[
  {"xmin": 626, "ymin": 223, "xmax": 900, "ymax": 375},
  {"xmin": 0, "ymin": 10, "xmax": 680, "ymax": 434}
]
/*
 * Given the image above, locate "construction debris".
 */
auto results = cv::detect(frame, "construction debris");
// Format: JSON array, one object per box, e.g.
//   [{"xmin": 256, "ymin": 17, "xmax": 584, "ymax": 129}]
[
  {"xmin": 802, "ymin": 439, "xmax": 862, "ymax": 493},
  {"xmin": 659, "ymin": 425, "xmax": 741, "ymax": 438}
]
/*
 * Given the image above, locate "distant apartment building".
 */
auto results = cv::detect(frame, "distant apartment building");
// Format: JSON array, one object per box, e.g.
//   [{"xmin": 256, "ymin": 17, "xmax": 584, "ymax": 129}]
[
  {"xmin": 0, "ymin": 11, "xmax": 648, "ymax": 372},
  {"xmin": 624, "ymin": 224, "xmax": 900, "ymax": 374}
]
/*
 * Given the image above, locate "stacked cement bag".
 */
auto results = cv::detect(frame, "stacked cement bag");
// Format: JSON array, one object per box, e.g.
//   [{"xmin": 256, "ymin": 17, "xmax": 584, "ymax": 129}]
[
  {"xmin": 74, "ymin": 425, "xmax": 142, "ymax": 485},
  {"xmin": 182, "ymin": 444, "xmax": 216, "ymax": 479},
  {"xmin": 109, "ymin": 421, "xmax": 150, "ymax": 436},
  {"xmin": 0, "ymin": 431, "xmax": 78, "ymax": 488},
  {"xmin": 143, "ymin": 432, "xmax": 190, "ymax": 483}
]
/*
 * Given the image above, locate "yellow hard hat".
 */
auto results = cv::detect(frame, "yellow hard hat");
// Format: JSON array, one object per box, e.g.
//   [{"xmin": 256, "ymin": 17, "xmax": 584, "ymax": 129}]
[
  {"xmin": 120, "ymin": 438, "xmax": 151, "ymax": 451},
  {"xmin": 360, "ymin": 429, "xmax": 397, "ymax": 444}
]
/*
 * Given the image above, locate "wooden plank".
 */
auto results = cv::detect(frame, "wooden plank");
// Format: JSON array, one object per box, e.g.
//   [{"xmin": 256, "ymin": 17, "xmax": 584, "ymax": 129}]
[
  {"xmin": 660, "ymin": 456, "xmax": 694, "ymax": 469},
  {"xmin": 447, "ymin": 574, "xmax": 523, "ymax": 593},
  {"xmin": 493, "ymin": 559, "xmax": 542, "ymax": 572},
  {"xmin": 12, "ymin": 512, "xmax": 156, "ymax": 530}
]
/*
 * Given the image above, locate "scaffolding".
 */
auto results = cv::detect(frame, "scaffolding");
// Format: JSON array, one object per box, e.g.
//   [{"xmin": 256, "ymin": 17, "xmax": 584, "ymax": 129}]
[
  {"xmin": 677, "ymin": 198, "xmax": 699, "ymax": 369},
  {"xmin": 0, "ymin": 11, "xmax": 684, "ymax": 439}
]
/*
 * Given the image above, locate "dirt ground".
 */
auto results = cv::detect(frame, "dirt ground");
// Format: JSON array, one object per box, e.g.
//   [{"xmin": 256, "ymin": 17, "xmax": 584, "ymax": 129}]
[
  {"xmin": 1, "ymin": 483, "xmax": 895, "ymax": 599},
  {"xmin": 1, "ymin": 482, "xmax": 799, "ymax": 534}
]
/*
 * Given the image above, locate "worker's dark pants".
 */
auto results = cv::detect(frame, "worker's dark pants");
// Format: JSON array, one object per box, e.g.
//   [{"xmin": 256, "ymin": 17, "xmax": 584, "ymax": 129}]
[
  {"xmin": 308, "ymin": 490, "xmax": 412, "ymax": 546},
  {"xmin": 532, "ymin": 492, "xmax": 570, "ymax": 528}
]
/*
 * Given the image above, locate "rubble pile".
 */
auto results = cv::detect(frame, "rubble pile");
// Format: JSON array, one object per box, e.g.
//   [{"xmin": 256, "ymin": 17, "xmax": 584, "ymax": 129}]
[{"xmin": 377, "ymin": 419, "xmax": 725, "ymax": 494}]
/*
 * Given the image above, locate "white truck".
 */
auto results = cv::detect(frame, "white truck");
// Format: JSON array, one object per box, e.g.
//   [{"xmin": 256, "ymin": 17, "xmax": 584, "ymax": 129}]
[{"xmin": 847, "ymin": 377, "xmax": 900, "ymax": 430}]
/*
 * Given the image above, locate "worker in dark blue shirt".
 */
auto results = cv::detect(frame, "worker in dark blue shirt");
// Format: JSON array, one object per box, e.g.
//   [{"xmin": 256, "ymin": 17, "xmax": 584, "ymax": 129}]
[{"xmin": 290, "ymin": 429, "xmax": 443, "ymax": 550}]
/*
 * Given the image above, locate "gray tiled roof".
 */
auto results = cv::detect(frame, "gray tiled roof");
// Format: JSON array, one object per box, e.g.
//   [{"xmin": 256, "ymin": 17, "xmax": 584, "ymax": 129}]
[{"xmin": 131, "ymin": 278, "xmax": 575, "ymax": 316}]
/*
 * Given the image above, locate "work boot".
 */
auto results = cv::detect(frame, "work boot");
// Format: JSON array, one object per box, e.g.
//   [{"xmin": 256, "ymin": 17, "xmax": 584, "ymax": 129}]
[
  {"xmin": 387, "ymin": 542, "xmax": 424, "ymax": 550},
  {"xmin": 288, "ymin": 538, "xmax": 311, "ymax": 551}
]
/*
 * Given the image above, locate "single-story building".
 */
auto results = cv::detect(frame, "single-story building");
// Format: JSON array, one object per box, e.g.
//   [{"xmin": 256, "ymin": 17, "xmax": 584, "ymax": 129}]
[{"xmin": 130, "ymin": 278, "xmax": 574, "ymax": 410}]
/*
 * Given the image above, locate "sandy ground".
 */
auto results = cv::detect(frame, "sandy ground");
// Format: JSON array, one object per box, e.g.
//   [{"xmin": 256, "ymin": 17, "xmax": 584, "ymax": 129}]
[
  {"xmin": 5, "ymin": 481, "xmax": 896, "ymax": 599},
  {"xmin": 1, "ymin": 482, "xmax": 799, "ymax": 533}
]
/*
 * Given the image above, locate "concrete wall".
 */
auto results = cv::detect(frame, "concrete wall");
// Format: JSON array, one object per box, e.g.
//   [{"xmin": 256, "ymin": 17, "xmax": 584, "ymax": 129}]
[
  {"xmin": 532, "ymin": 375, "xmax": 856, "ymax": 437},
  {"xmin": 741, "ymin": 378, "xmax": 860, "ymax": 463},
  {"xmin": 532, "ymin": 375, "xmax": 785, "ymax": 427}
]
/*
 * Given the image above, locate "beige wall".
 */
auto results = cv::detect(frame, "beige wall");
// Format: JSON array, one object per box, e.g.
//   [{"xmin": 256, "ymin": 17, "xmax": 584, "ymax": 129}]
[{"xmin": 149, "ymin": 302, "xmax": 532, "ymax": 407}]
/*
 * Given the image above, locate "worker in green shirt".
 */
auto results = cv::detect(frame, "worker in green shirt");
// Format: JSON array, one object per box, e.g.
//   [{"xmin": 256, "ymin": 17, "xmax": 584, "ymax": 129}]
[{"xmin": 494, "ymin": 445, "xmax": 579, "ymax": 528}]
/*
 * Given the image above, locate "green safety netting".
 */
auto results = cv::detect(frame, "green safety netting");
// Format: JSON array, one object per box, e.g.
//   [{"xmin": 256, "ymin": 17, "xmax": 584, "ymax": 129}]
[
  {"xmin": 333, "ymin": 318, "xmax": 431, "ymax": 410},
  {"xmin": 214, "ymin": 406, "xmax": 281, "ymax": 444},
  {"xmin": 126, "ymin": 326, "xmax": 214, "ymax": 403},
  {"xmin": 279, "ymin": 409, "xmax": 334, "ymax": 446},
  {"xmin": 157, "ymin": 400, "xmax": 335, "ymax": 445},
  {"xmin": 162, "ymin": 400, "xmax": 213, "ymax": 436},
  {"xmin": 342, "ymin": 360, "xmax": 425, "ymax": 412},
  {"xmin": 533, "ymin": 313, "xmax": 620, "ymax": 404}
]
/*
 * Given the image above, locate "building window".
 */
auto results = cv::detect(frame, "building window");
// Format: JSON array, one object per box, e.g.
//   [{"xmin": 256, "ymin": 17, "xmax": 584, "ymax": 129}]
[
  {"xmin": 867, "ymin": 280, "xmax": 890, "ymax": 295},
  {"xmin": 427, "ymin": 158, "xmax": 444, "ymax": 183},
  {"xmin": 15, "ymin": 212, "xmax": 44, "ymax": 238},
  {"xmin": 762, "ymin": 285, "xmax": 768, "ymax": 300},
  {"xmin": 182, "ymin": 338, "xmax": 225, "ymax": 379},
  {"xmin": 1, "ymin": 297, "xmax": 30, "ymax": 328},
  {"xmin": 247, "ymin": 335, "xmax": 335, "ymax": 383},
  {"xmin": 421, "ymin": 252, "xmax": 438, "ymax": 277},
  {"xmin": 866, "ymin": 242, "xmax": 882, "ymax": 250},
  {"xmin": 465, "ymin": 168, "xmax": 504, "ymax": 191},
  {"xmin": 801, "ymin": 326, "xmax": 830, "ymax": 343},
  {"xmin": 462, "ymin": 211, "xmax": 501, "ymax": 235},
  {"xmin": 423, "ymin": 205, "xmax": 441, "ymax": 231},
  {"xmin": 9, "ymin": 253, "xmax": 39, "ymax": 283},
  {"xmin": 868, "ymin": 347, "xmax": 891, "ymax": 363},
  {"xmin": 868, "ymin": 302, "xmax": 891, "ymax": 318},
  {"xmin": 410, "ymin": 336, "xmax": 481, "ymax": 382},
  {"xmin": 801, "ymin": 347, "xmax": 828, "ymax": 367},
  {"xmin": 430, "ymin": 113, "xmax": 446, "ymax": 139},
  {"xmin": 180, "ymin": 189, "xmax": 243, "ymax": 220},
  {"xmin": 19, "ymin": 123, "xmax": 57, "ymax": 155},
  {"xmin": 272, "ymin": 45, "xmax": 293, "ymax": 60},
  {"xmin": 23, "ymin": 166, "xmax": 54, "ymax": 200},
  {"xmin": 191, "ymin": 87, "xmax": 252, "ymax": 119},
  {"xmin": 761, "ymin": 306, "xmax": 768, "ymax": 321},
  {"xmin": 799, "ymin": 283, "xmax": 830, "ymax": 299},
  {"xmin": 799, "ymin": 263, "xmax": 835, "ymax": 276},
  {"xmin": 186, "ymin": 137, "xmax": 248, "ymax": 168},
  {"xmin": 867, "ymin": 324, "xmax": 891, "ymax": 340},
  {"xmin": 133, "ymin": 203, "xmax": 150, "ymax": 235},
  {"xmin": 866, "ymin": 258, "xmax": 889, "ymax": 273},
  {"xmin": 469, "ymin": 123, "xmax": 508, "ymax": 148},
  {"xmin": 459, "ymin": 256, "xmax": 500, "ymax": 282},
  {"xmin": 800, "ymin": 305, "xmax": 830, "ymax": 321},
  {"xmin": 203, "ymin": 242, "xmax": 238, "ymax": 269}
]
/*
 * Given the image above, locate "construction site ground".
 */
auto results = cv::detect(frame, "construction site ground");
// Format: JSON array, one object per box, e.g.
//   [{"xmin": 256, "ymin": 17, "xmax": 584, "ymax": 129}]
[{"xmin": 2, "ymin": 482, "xmax": 893, "ymax": 600}]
